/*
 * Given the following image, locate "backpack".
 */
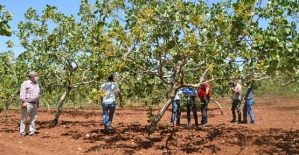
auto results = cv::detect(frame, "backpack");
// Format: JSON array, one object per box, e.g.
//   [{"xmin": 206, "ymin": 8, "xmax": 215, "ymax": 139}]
[{"xmin": 197, "ymin": 83, "xmax": 212, "ymax": 97}]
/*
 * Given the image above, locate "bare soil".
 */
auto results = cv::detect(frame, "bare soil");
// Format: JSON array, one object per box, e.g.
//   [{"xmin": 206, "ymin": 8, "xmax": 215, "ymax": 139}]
[{"xmin": 1, "ymin": 97, "xmax": 299, "ymax": 155}]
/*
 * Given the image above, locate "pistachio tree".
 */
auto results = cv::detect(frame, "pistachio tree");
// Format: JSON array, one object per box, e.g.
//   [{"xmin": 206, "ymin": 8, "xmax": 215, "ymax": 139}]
[
  {"xmin": 102, "ymin": 0, "xmax": 238, "ymax": 134},
  {"xmin": 0, "ymin": 5, "xmax": 13, "ymax": 36},
  {"xmin": 16, "ymin": 1, "xmax": 124, "ymax": 125},
  {"xmin": 0, "ymin": 52, "xmax": 21, "ymax": 121}
]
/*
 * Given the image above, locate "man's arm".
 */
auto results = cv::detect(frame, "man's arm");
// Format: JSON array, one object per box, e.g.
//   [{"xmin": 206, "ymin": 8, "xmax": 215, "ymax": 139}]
[
  {"xmin": 19, "ymin": 82, "xmax": 27, "ymax": 108},
  {"xmin": 242, "ymin": 81, "xmax": 248, "ymax": 87},
  {"xmin": 231, "ymin": 85, "xmax": 241, "ymax": 95},
  {"xmin": 117, "ymin": 92, "xmax": 123, "ymax": 108},
  {"xmin": 205, "ymin": 86, "xmax": 210, "ymax": 98}
]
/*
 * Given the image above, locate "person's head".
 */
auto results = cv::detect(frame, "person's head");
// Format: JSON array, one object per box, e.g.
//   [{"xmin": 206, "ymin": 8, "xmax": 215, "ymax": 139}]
[
  {"xmin": 233, "ymin": 78, "xmax": 239, "ymax": 85},
  {"xmin": 28, "ymin": 71, "xmax": 38, "ymax": 83},
  {"xmin": 108, "ymin": 74, "xmax": 115, "ymax": 82}
]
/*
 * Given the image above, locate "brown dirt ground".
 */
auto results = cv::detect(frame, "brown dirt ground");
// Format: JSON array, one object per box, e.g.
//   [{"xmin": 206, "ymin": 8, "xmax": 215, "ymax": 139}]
[{"xmin": 0, "ymin": 97, "xmax": 299, "ymax": 155}]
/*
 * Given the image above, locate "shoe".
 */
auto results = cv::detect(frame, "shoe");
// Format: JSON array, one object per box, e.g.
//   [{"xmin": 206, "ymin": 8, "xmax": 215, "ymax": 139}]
[
  {"xmin": 187, "ymin": 122, "xmax": 191, "ymax": 127},
  {"xmin": 171, "ymin": 123, "xmax": 174, "ymax": 127},
  {"xmin": 197, "ymin": 123, "xmax": 208, "ymax": 128},
  {"xmin": 104, "ymin": 125, "xmax": 109, "ymax": 133},
  {"xmin": 240, "ymin": 120, "xmax": 248, "ymax": 124},
  {"xmin": 176, "ymin": 122, "xmax": 180, "ymax": 126},
  {"xmin": 20, "ymin": 134, "xmax": 26, "ymax": 138},
  {"xmin": 230, "ymin": 120, "xmax": 236, "ymax": 123},
  {"xmin": 250, "ymin": 121, "xmax": 256, "ymax": 124},
  {"xmin": 29, "ymin": 133, "xmax": 37, "ymax": 136}
]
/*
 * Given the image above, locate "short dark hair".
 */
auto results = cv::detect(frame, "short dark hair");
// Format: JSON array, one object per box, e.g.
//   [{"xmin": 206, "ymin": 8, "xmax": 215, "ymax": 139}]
[{"xmin": 108, "ymin": 74, "xmax": 114, "ymax": 81}]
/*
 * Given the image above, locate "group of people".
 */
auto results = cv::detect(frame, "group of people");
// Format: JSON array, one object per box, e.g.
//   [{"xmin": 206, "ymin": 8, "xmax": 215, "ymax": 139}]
[
  {"xmin": 170, "ymin": 77, "xmax": 211, "ymax": 128},
  {"xmin": 18, "ymin": 71, "xmax": 255, "ymax": 137},
  {"xmin": 230, "ymin": 78, "xmax": 256, "ymax": 124},
  {"xmin": 170, "ymin": 77, "xmax": 256, "ymax": 128}
]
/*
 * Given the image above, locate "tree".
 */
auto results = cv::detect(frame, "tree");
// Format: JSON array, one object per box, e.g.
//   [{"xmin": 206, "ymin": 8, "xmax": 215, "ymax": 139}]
[
  {"xmin": 102, "ymin": 0, "xmax": 238, "ymax": 134},
  {"xmin": 0, "ymin": 51, "xmax": 21, "ymax": 121},
  {"xmin": 16, "ymin": 1, "xmax": 124, "ymax": 125},
  {"xmin": 0, "ymin": 5, "xmax": 13, "ymax": 36}
]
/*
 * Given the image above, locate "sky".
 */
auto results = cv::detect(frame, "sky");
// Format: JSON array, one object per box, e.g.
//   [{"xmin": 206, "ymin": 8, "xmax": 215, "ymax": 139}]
[
  {"xmin": 0, "ymin": 0, "xmax": 264, "ymax": 57},
  {"xmin": 0, "ymin": 0, "xmax": 95, "ymax": 56}
]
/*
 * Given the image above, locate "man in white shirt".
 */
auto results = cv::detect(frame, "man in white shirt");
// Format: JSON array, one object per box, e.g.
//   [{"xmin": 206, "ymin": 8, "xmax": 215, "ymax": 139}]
[
  {"xmin": 230, "ymin": 78, "xmax": 242, "ymax": 123},
  {"xmin": 101, "ymin": 74, "xmax": 123, "ymax": 133},
  {"xmin": 170, "ymin": 89, "xmax": 182, "ymax": 126}
]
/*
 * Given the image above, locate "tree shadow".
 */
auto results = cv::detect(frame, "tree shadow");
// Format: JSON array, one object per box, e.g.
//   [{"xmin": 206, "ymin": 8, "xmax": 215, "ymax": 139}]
[
  {"xmin": 272, "ymin": 106, "xmax": 299, "ymax": 111},
  {"xmin": 83, "ymin": 123, "xmax": 165, "ymax": 154},
  {"xmin": 253, "ymin": 128, "xmax": 299, "ymax": 154}
]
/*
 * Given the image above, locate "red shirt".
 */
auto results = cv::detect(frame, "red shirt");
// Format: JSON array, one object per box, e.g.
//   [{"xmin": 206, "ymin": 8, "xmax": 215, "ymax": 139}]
[{"xmin": 197, "ymin": 82, "xmax": 211, "ymax": 98}]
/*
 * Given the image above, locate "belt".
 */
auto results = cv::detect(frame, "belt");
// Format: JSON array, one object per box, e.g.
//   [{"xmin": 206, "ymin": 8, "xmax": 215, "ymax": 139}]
[{"xmin": 27, "ymin": 102, "xmax": 37, "ymax": 104}]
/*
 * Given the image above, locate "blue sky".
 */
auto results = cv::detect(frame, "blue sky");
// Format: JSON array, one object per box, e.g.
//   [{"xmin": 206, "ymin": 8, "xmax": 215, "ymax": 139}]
[
  {"xmin": 0, "ymin": 0, "xmax": 265, "ymax": 56},
  {"xmin": 0, "ymin": 0, "xmax": 96, "ymax": 56}
]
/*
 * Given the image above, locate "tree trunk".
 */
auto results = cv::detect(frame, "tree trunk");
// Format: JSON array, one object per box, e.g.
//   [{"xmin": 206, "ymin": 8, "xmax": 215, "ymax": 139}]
[
  {"xmin": 52, "ymin": 87, "xmax": 71, "ymax": 126},
  {"xmin": 44, "ymin": 101, "xmax": 51, "ymax": 111},
  {"xmin": 210, "ymin": 98, "xmax": 224, "ymax": 115},
  {"xmin": 147, "ymin": 98, "xmax": 173, "ymax": 135},
  {"xmin": 3, "ymin": 100, "xmax": 8, "ymax": 122},
  {"xmin": 74, "ymin": 103, "xmax": 77, "ymax": 112},
  {"xmin": 47, "ymin": 103, "xmax": 50, "ymax": 111}
]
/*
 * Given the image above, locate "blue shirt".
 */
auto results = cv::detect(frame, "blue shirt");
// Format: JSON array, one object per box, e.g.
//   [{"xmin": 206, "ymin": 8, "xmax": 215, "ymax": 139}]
[
  {"xmin": 244, "ymin": 87, "xmax": 254, "ymax": 100},
  {"xmin": 183, "ymin": 88, "xmax": 196, "ymax": 96}
]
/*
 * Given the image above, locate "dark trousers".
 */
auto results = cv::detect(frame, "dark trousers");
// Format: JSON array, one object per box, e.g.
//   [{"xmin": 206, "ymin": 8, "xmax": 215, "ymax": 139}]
[
  {"xmin": 200, "ymin": 97, "xmax": 210, "ymax": 124},
  {"xmin": 186, "ymin": 97, "xmax": 198, "ymax": 126},
  {"xmin": 231, "ymin": 99, "xmax": 241, "ymax": 122}
]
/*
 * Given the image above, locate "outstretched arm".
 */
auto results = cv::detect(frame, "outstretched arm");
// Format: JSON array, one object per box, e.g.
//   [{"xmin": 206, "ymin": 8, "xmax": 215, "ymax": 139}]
[{"xmin": 117, "ymin": 92, "xmax": 123, "ymax": 108}]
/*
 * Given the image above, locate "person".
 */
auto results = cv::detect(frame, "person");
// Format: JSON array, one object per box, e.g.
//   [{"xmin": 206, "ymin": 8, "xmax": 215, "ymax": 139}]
[
  {"xmin": 241, "ymin": 78, "xmax": 256, "ymax": 124},
  {"xmin": 197, "ymin": 77, "xmax": 211, "ymax": 127},
  {"xmin": 170, "ymin": 89, "xmax": 182, "ymax": 126},
  {"xmin": 19, "ymin": 71, "xmax": 40, "ymax": 137},
  {"xmin": 100, "ymin": 74, "xmax": 123, "ymax": 133},
  {"xmin": 183, "ymin": 87, "xmax": 199, "ymax": 127},
  {"xmin": 230, "ymin": 78, "xmax": 242, "ymax": 123}
]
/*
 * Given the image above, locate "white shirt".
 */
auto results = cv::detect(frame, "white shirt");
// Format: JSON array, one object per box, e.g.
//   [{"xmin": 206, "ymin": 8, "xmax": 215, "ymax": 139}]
[
  {"xmin": 174, "ymin": 90, "xmax": 182, "ymax": 100},
  {"xmin": 101, "ymin": 82, "xmax": 120, "ymax": 104},
  {"xmin": 233, "ymin": 83, "xmax": 242, "ymax": 100}
]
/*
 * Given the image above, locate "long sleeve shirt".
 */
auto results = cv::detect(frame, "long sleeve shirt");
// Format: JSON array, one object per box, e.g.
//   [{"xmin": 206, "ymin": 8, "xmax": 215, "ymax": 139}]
[{"xmin": 19, "ymin": 80, "xmax": 40, "ymax": 103}]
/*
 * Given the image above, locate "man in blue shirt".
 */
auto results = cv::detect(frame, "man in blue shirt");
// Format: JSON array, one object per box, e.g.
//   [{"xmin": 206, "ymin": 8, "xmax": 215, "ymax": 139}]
[
  {"xmin": 241, "ymin": 79, "xmax": 256, "ymax": 124},
  {"xmin": 183, "ymin": 87, "xmax": 199, "ymax": 127}
]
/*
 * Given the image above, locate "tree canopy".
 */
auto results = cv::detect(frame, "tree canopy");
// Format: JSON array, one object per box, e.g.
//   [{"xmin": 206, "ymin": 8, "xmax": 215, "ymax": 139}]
[{"xmin": 0, "ymin": 5, "xmax": 13, "ymax": 36}]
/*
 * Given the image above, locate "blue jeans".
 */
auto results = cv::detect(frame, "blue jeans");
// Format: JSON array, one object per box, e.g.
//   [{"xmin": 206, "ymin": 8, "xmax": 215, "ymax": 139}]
[
  {"xmin": 186, "ymin": 97, "xmax": 198, "ymax": 126},
  {"xmin": 170, "ymin": 100, "xmax": 181, "ymax": 124},
  {"xmin": 102, "ymin": 102, "xmax": 116, "ymax": 128},
  {"xmin": 200, "ymin": 97, "xmax": 210, "ymax": 124},
  {"xmin": 243, "ymin": 99, "xmax": 255, "ymax": 123}
]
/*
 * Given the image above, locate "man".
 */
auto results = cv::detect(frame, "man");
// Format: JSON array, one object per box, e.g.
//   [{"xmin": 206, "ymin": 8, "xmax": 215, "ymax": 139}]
[
  {"xmin": 241, "ymin": 78, "xmax": 256, "ymax": 124},
  {"xmin": 100, "ymin": 74, "xmax": 123, "ymax": 133},
  {"xmin": 183, "ymin": 87, "xmax": 198, "ymax": 127},
  {"xmin": 170, "ymin": 89, "xmax": 182, "ymax": 126},
  {"xmin": 197, "ymin": 77, "xmax": 211, "ymax": 127},
  {"xmin": 19, "ymin": 71, "xmax": 40, "ymax": 137},
  {"xmin": 231, "ymin": 78, "xmax": 242, "ymax": 123}
]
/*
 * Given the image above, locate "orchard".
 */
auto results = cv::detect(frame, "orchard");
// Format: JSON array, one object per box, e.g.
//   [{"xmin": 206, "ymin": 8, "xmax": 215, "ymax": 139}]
[{"xmin": 0, "ymin": 0, "xmax": 299, "ymax": 154}]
